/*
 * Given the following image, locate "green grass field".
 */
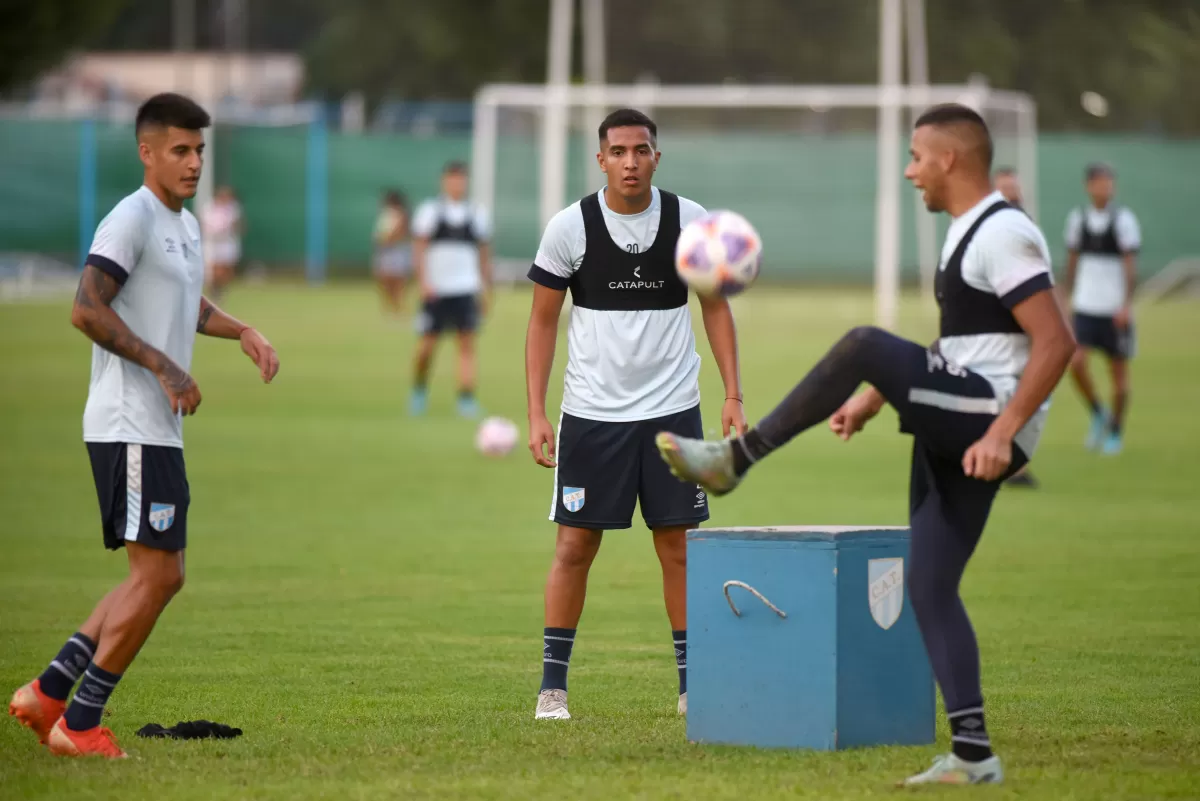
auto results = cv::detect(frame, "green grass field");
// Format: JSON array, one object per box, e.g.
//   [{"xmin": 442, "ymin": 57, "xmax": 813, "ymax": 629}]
[{"xmin": 1, "ymin": 284, "xmax": 1198, "ymax": 800}]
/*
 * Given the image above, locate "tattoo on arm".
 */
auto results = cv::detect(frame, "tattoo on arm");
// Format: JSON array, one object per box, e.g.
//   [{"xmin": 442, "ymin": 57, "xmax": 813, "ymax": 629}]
[
  {"xmin": 196, "ymin": 299, "xmax": 215, "ymax": 333},
  {"xmin": 72, "ymin": 265, "xmax": 174, "ymax": 377}
]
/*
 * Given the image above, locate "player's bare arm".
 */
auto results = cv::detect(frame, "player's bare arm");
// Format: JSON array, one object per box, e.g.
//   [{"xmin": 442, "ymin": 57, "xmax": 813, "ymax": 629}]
[
  {"xmin": 478, "ymin": 242, "xmax": 494, "ymax": 313},
  {"xmin": 525, "ymin": 283, "xmax": 567, "ymax": 467},
  {"xmin": 1062, "ymin": 248, "xmax": 1079, "ymax": 302},
  {"xmin": 196, "ymin": 296, "xmax": 279, "ymax": 383},
  {"xmin": 412, "ymin": 236, "xmax": 431, "ymax": 298},
  {"xmin": 71, "ymin": 264, "xmax": 201, "ymax": 415},
  {"xmin": 697, "ymin": 293, "xmax": 747, "ymax": 436},
  {"xmin": 1116, "ymin": 250, "xmax": 1137, "ymax": 329},
  {"xmin": 963, "ymin": 289, "xmax": 1075, "ymax": 480}
]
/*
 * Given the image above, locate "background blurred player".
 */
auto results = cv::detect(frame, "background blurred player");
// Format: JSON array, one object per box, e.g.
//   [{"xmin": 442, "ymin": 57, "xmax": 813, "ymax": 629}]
[
  {"xmin": 410, "ymin": 162, "xmax": 492, "ymax": 418},
  {"xmin": 525, "ymin": 108, "xmax": 746, "ymax": 721},
  {"xmin": 1063, "ymin": 163, "xmax": 1141, "ymax": 454},
  {"xmin": 200, "ymin": 184, "xmax": 243, "ymax": 303},
  {"xmin": 372, "ymin": 188, "xmax": 412, "ymax": 316},
  {"xmin": 657, "ymin": 104, "xmax": 1075, "ymax": 785},
  {"xmin": 7, "ymin": 93, "xmax": 279, "ymax": 759},
  {"xmin": 992, "ymin": 167, "xmax": 1023, "ymax": 210}
]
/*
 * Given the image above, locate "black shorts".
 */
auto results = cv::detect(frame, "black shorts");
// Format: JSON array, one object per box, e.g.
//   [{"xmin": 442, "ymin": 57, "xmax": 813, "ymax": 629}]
[
  {"xmin": 551, "ymin": 406, "xmax": 710, "ymax": 530},
  {"xmin": 871, "ymin": 338, "xmax": 1029, "ymax": 529},
  {"xmin": 419, "ymin": 294, "xmax": 479, "ymax": 335},
  {"xmin": 86, "ymin": 443, "xmax": 190, "ymax": 552},
  {"xmin": 1074, "ymin": 312, "xmax": 1135, "ymax": 360}
]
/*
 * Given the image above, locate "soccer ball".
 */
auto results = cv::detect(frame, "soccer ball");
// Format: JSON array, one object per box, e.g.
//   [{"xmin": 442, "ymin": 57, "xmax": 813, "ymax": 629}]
[
  {"xmin": 674, "ymin": 210, "xmax": 763, "ymax": 297},
  {"xmin": 475, "ymin": 416, "xmax": 520, "ymax": 458}
]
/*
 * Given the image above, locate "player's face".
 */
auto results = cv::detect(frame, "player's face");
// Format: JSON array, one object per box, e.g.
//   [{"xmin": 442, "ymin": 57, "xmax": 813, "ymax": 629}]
[
  {"xmin": 904, "ymin": 126, "xmax": 951, "ymax": 212},
  {"xmin": 598, "ymin": 126, "xmax": 659, "ymax": 199},
  {"xmin": 1087, "ymin": 175, "xmax": 1114, "ymax": 207},
  {"xmin": 442, "ymin": 172, "xmax": 468, "ymax": 201},
  {"xmin": 139, "ymin": 126, "xmax": 205, "ymax": 200}
]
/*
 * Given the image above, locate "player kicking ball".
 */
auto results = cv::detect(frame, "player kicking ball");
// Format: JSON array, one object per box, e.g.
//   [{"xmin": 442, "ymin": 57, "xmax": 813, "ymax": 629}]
[
  {"xmin": 657, "ymin": 104, "xmax": 1075, "ymax": 785},
  {"xmin": 8, "ymin": 93, "xmax": 278, "ymax": 758}
]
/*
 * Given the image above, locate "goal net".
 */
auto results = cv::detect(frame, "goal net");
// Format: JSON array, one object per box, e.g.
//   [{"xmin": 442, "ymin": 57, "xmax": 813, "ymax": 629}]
[{"xmin": 471, "ymin": 83, "xmax": 1037, "ymax": 326}]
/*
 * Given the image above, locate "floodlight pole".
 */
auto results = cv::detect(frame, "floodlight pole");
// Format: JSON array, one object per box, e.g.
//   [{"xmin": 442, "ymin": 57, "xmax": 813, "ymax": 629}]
[{"xmin": 540, "ymin": 0, "xmax": 574, "ymax": 231}]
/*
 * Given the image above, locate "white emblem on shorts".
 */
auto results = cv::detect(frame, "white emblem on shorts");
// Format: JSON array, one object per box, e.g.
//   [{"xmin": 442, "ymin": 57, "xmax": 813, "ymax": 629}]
[
  {"xmin": 148, "ymin": 503, "xmax": 176, "ymax": 533},
  {"xmin": 868, "ymin": 557, "xmax": 904, "ymax": 630},
  {"xmin": 562, "ymin": 487, "xmax": 585, "ymax": 513}
]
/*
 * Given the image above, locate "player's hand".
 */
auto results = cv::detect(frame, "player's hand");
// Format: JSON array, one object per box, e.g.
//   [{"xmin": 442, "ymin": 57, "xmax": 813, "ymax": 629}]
[
  {"xmin": 240, "ymin": 327, "xmax": 280, "ymax": 383},
  {"xmin": 528, "ymin": 415, "xmax": 557, "ymax": 468},
  {"xmin": 829, "ymin": 391, "xmax": 882, "ymax": 441},
  {"xmin": 962, "ymin": 428, "xmax": 1012, "ymax": 481},
  {"xmin": 157, "ymin": 362, "xmax": 202, "ymax": 416},
  {"xmin": 722, "ymin": 398, "xmax": 747, "ymax": 437},
  {"xmin": 1114, "ymin": 304, "xmax": 1132, "ymax": 330}
]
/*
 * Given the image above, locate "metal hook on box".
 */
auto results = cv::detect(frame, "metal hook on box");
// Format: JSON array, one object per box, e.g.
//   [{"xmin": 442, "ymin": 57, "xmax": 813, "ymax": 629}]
[{"xmin": 722, "ymin": 580, "xmax": 788, "ymax": 619}]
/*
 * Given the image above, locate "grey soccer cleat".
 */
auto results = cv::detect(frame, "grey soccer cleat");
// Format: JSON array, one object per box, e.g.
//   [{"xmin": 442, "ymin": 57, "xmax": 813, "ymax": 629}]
[
  {"xmin": 654, "ymin": 432, "xmax": 741, "ymax": 496},
  {"xmin": 900, "ymin": 753, "xmax": 1003, "ymax": 786},
  {"xmin": 677, "ymin": 691, "xmax": 687, "ymax": 717},
  {"xmin": 534, "ymin": 689, "xmax": 570, "ymax": 720}
]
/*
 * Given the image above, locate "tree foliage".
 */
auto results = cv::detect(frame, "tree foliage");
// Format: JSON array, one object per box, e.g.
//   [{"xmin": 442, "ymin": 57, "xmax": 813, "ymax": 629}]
[{"xmin": 0, "ymin": 0, "xmax": 132, "ymax": 93}]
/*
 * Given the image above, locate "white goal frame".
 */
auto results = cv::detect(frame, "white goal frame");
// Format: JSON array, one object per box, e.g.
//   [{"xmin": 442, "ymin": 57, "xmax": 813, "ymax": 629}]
[{"xmin": 472, "ymin": 82, "xmax": 1037, "ymax": 329}]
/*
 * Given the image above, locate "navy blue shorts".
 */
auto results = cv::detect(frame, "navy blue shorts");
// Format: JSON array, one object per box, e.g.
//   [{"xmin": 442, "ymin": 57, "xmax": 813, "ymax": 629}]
[
  {"xmin": 419, "ymin": 294, "xmax": 479, "ymax": 335},
  {"xmin": 87, "ymin": 443, "xmax": 190, "ymax": 552},
  {"xmin": 1074, "ymin": 312, "xmax": 1135, "ymax": 360},
  {"xmin": 551, "ymin": 405, "xmax": 710, "ymax": 531}
]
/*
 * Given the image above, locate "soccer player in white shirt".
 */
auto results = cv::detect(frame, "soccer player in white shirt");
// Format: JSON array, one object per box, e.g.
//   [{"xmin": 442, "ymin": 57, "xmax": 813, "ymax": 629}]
[
  {"xmin": 8, "ymin": 93, "xmax": 279, "ymax": 759},
  {"xmin": 1063, "ymin": 163, "xmax": 1141, "ymax": 454},
  {"xmin": 409, "ymin": 162, "xmax": 492, "ymax": 418},
  {"xmin": 525, "ymin": 109, "xmax": 746, "ymax": 721},
  {"xmin": 658, "ymin": 105, "xmax": 1075, "ymax": 785}
]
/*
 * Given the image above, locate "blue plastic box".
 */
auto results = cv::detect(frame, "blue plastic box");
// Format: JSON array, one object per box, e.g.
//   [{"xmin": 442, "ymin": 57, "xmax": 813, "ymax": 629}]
[{"xmin": 687, "ymin": 526, "xmax": 935, "ymax": 750}]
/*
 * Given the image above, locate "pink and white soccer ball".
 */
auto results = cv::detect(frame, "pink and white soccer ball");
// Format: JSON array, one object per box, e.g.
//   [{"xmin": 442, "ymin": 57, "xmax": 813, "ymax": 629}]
[
  {"xmin": 674, "ymin": 209, "xmax": 763, "ymax": 297},
  {"xmin": 475, "ymin": 416, "xmax": 520, "ymax": 457}
]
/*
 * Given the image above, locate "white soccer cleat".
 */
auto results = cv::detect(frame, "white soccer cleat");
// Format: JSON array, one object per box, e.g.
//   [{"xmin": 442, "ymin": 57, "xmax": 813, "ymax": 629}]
[
  {"xmin": 677, "ymin": 692, "xmax": 687, "ymax": 717},
  {"xmin": 535, "ymin": 689, "xmax": 570, "ymax": 720},
  {"xmin": 655, "ymin": 432, "xmax": 740, "ymax": 496},
  {"xmin": 901, "ymin": 753, "xmax": 1003, "ymax": 786}
]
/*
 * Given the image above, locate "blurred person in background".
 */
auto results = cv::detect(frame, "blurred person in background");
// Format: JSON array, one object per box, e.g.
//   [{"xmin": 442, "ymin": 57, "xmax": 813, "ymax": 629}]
[
  {"xmin": 1063, "ymin": 164, "xmax": 1141, "ymax": 455},
  {"xmin": 409, "ymin": 161, "xmax": 492, "ymax": 418},
  {"xmin": 372, "ymin": 189, "xmax": 412, "ymax": 316},
  {"xmin": 200, "ymin": 185, "xmax": 244, "ymax": 303}
]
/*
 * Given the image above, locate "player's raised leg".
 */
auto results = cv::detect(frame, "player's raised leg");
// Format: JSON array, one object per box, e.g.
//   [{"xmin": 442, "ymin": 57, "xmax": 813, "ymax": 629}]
[{"xmin": 537, "ymin": 525, "xmax": 603, "ymax": 720}]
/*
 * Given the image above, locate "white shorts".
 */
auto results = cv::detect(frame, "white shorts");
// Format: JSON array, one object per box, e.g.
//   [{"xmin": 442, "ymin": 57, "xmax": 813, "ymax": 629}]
[{"xmin": 374, "ymin": 245, "xmax": 412, "ymax": 277}]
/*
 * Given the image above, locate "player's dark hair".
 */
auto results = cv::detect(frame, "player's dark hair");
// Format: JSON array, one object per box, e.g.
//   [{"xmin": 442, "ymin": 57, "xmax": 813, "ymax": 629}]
[
  {"xmin": 1085, "ymin": 162, "xmax": 1113, "ymax": 181},
  {"xmin": 135, "ymin": 92, "xmax": 211, "ymax": 135},
  {"xmin": 599, "ymin": 108, "xmax": 657, "ymax": 144},
  {"xmin": 443, "ymin": 161, "xmax": 468, "ymax": 175},
  {"xmin": 383, "ymin": 188, "xmax": 406, "ymax": 207},
  {"xmin": 914, "ymin": 103, "xmax": 993, "ymax": 169}
]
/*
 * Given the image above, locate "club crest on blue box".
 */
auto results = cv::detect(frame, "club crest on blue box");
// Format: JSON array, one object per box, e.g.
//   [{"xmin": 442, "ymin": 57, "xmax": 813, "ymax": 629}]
[
  {"xmin": 686, "ymin": 526, "xmax": 934, "ymax": 751},
  {"xmin": 562, "ymin": 487, "xmax": 585, "ymax": 513}
]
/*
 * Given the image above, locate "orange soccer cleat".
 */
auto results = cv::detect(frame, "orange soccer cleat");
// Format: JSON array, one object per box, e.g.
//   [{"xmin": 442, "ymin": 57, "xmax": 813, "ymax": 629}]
[
  {"xmin": 9, "ymin": 680, "xmax": 67, "ymax": 745},
  {"xmin": 46, "ymin": 717, "xmax": 127, "ymax": 759}
]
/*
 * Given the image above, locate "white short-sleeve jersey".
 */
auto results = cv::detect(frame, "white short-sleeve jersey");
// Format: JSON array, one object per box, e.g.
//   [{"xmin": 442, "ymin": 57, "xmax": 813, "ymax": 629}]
[
  {"xmin": 937, "ymin": 191, "xmax": 1055, "ymax": 457},
  {"xmin": 411, "ymin": 197, "xmax": 490, "ymax": 297},
  {"xmin": 83, "ymin": 186, "xmax": 205, "ymax": 448},
  {"xmin": 529, "ymin": 186, "xmax": 709, "ymax": 422},
  {"xmin": 1064, "ymin": 204, "xmax": 1140, "ymax": 315}
]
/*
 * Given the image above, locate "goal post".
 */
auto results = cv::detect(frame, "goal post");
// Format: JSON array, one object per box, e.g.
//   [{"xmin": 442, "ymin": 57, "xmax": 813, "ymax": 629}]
[{"xmin": 471, "ymin": 82, "xmax": 1037, "ymax": 329}]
